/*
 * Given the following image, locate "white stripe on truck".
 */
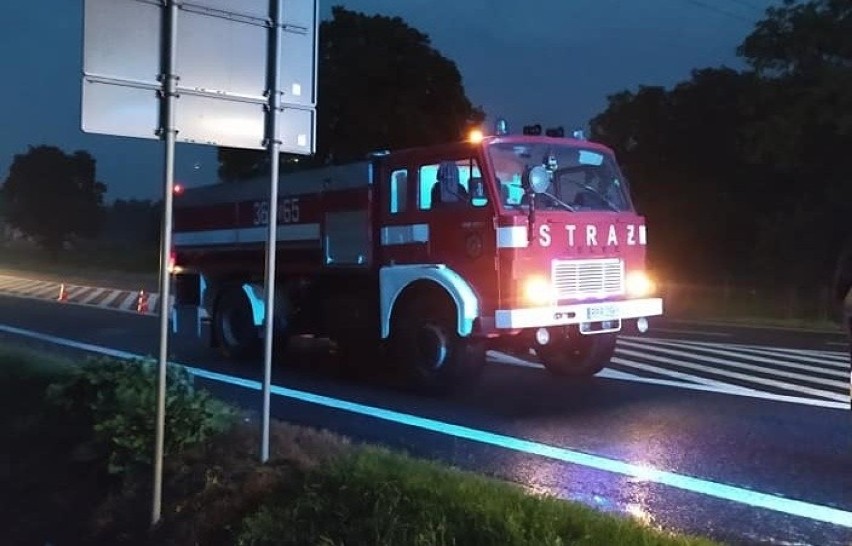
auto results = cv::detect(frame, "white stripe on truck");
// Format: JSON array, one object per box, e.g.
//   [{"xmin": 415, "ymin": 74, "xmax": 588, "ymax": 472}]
[
  {"xmin": 380, "ymin": 223, "xmax": 429, "ymax": 246},
  {"xmin": 174, "ymin": 223, "xmax": 321, "ymax": 246},
  {"xmin": 496, "ymin": 225, "xmax": 529, "ymax": 249}
]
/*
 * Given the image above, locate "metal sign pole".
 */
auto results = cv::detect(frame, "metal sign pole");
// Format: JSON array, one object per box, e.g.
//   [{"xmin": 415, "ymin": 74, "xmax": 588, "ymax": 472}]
[
  {"xmin": 261, "ymin": 0, "xmax": 283, "ymax": 463},
  {"xmin": 152, "ymin": 0, "xmax": 179, "ymax": 525}
]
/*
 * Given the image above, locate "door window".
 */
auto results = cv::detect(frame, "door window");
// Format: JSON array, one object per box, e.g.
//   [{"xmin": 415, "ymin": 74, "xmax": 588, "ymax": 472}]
[{"xmin": 418, "ymin": 158, "xmax": 487, "ymax": 210}]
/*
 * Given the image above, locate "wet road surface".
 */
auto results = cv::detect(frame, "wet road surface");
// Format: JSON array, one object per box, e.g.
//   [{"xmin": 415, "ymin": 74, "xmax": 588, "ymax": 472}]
[{"xmin": 0, "ymin": 290, "xmax": 850, "ymax": 545}]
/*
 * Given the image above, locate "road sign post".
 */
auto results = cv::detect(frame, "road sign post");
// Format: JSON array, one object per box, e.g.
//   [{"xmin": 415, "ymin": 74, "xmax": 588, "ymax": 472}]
[
  {"xmin": 152, "ymin": 0, "xmax": 179, "ymax": 522},
  {"xmin": 261, "ymin": 0, "xmax": 283, "ymax": 464},
  {"xmin": 81, "ymin": 0, "xmax": 318, "ymax": 525}
]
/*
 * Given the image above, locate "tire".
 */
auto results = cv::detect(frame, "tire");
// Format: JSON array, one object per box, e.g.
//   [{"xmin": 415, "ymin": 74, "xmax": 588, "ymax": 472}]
[
  {"xmin": 212, "ymin": 285, "xmax": 261, "ymax": 361},
  {"xmin": 389, "ymin": 292, "xmax": 484, "ymax": 394},
  {"xmin": 536, "ymin": 329, "xmax": 616, "ymax": 377}
]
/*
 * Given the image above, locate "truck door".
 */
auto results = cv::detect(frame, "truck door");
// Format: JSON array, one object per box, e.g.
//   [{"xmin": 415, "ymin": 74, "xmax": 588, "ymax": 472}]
[{"xmin": 377, "ymin": 154, "xmax": 499, "ymax": 309}]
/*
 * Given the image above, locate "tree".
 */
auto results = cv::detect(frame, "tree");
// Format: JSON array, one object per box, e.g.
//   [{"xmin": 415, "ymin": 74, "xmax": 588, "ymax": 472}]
[
  {"xmin": 217, "ymin": 5, "xmax": 485, "ymax": 181},
  {"xmin": 737, "ymin": 0, "xmax": 852, "ymax": 281},
  {"xmin": 2, "ymin": 145, "xmax": 107, "ymax": 252},
  {"xmin": 589, "ymin": 0, "xmax": 852, "ymax": 286},
  {"xmin": 590, "ymin": 69, "xmax": 771, "ymax": 281}
]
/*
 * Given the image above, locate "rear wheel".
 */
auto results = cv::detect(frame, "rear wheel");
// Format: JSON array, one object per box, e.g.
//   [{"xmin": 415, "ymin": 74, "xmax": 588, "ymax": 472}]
[
  {"xmin": 389, "ymin": 293, "xmax": 484, "ymax": 394},
  {"xmin": 536, "ymin": 328, "xmax": 616, "ymax": 377},
  {"xmin": 212, "ymin": 285, "xmax": 261, "ymax": 360}
]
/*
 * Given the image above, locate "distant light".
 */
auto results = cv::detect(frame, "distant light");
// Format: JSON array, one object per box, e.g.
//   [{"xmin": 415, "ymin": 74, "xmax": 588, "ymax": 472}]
[
  {"xmin": 468, "ymin": 128, "xmax": 484, "ymax": 144},
  {"xmin": 174, "ymin": 183, "xmax": 184, "ymax": 195},
  {"xmin": 572, "ymin": 129, "xmax": 586, "ymax": 140}
]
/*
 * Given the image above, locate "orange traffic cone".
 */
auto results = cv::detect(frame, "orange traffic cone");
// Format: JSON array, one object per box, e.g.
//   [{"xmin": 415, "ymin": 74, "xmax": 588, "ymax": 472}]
[
  {"xmin": 57, "ymin": 283, "xmax": 67, "ymax": 302},
  {"xmin": 136, "ymin": 290, "xmax": 149, "ymax": 313}
]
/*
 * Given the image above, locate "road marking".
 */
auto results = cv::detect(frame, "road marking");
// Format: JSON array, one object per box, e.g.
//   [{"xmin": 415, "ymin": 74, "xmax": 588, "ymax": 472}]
[
  {"xmin": 98, "ymin": 290, "xmax": 123, "ymax": 308},
  {"xmin": 650, "ymin": 328, "xmax": 732, "ymax": 337},
  {"xmin": 631, "ymin": 337, "xmax": 848, "ymax": 378},
  {"xmin": 618, "ymin": 345, "xmax": 848, "ymax": 402},
  {"xmin": 119, "ymin": 291, "xmax": 139, "ymax": 311},
  {"xmin": 0, "ymin": 322, "xmax": 849, "ymax": 529},
  {"xmin": 490, "ymin": 351, "xmax": 846, "ymax": 410},
  {"xmin": 698, "ymin": 343, "xmax": 849, "ymax": 368},
  {"xmin": 80, "ymin": 288, "xmax": 106, "ymax": 305}
]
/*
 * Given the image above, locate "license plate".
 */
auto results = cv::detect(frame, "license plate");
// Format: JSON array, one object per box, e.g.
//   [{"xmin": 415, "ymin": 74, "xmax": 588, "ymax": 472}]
[{"xmin": 587, "ymin": 304, "xmax": 619, "ymax": 321}]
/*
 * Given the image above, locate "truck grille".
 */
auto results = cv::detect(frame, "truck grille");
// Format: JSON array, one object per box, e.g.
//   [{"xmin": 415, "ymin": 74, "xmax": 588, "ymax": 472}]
[{"xmin": 551, "ymin": 258, "xmax": 624, "ymax": 300}]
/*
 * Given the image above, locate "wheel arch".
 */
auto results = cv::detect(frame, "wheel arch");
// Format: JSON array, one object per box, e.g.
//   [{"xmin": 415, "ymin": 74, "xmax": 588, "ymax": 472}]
[{"xmin": 380, "ymin": 265, "xmax": 480, "ymax": 339}]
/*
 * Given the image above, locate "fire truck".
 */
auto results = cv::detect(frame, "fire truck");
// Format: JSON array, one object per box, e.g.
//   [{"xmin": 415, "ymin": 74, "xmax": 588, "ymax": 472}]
[{"xmin": 170, "ymin": 124, "xmax": 663, "ymax": 392}]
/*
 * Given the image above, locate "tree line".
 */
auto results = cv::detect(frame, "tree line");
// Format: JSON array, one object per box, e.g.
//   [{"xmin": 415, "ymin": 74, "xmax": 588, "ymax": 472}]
[
  {"xmin": 2, "ymin": 1, "xmax": 848, "ymax": 289},
  {"xmin": 590, "ymin": 0, "xmax": 851, "ymax": 287}
]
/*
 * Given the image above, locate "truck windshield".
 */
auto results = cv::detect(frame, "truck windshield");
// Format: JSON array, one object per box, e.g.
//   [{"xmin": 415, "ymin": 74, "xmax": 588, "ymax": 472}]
[{"xmin": 487, "ymin": 142, "xmax": 634, "ymax": 213}]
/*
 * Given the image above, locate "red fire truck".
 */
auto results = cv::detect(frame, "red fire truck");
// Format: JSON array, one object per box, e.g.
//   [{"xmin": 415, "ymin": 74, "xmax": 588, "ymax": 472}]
[{"xmin": 170, "ymin": 126, "xmax": 663, "ymax": 391}]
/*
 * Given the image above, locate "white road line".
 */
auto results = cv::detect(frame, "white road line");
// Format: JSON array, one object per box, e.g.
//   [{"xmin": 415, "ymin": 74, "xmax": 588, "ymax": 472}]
[
  {"xmin": 619, "ymin": 340, "xmax": 848, "ymax": 391},
  {"xmin": 628, "ymin": 337, "xmax": 848, "ymax": 378},
  {"xmin": 147, "ymin": 294, "xmax": 160, "ymax": 312},
  {"xmin": 0, "ymin": 278, "xmax": 31, "ymax": 290},
  {"xmin": 615, "ymin": 346, "xmax": 848, "ymax": 402},
  {"xmin": 98, "ymin": 290, "xmax": 122, "ymax": 308},
  {"xmin": 0, "ymin": 322, "xmax": 850, "ymax": 529},
  {"xmin": 66, "ymin": 286, "xmax": 89, "ymax": 299},
  {"xmin": 624, "ymin": 335, "xmax": 847, "ymax": 359},
  {"xmin": 31, "ymin": 283, "xmax": 61, "ymax": 298},
  {"xmin": 69, "ymin": 287, "xmax": 94, "ymax": 301},
  {"xmin": 487, "ymin": 350, "xmax": 542, "ymax": 369},
  {"xmin": 18, "ymin": 281, "xmax": 52, "ymax": 295},
  {"xmin": 119, "ymin": 292, "xmax": 138, "ymax": 311},
  {"xmin": 488, "ymin": 350, "xmax": 847, "ymax": 410},
  {"xmin": 80, "ymin": 288, "xmax": 106, "ymax": 305},
  {"xmin": 650, "ymin": 328, "xmax": 732, "ymax": 337},
  {"xmin": 2, "ymin": 279, "xmax": 39, "ymax": 291},
  {"xmin": 703, "ymin": 344, "xmax": 849, "ymax": 367},
  {"xmin": 610, "ymin": 356, "xmax": 758, "ymax": 392},
  {"xmin": 690, "ymin": 341, "xmax": 849, "ymax": 362}
]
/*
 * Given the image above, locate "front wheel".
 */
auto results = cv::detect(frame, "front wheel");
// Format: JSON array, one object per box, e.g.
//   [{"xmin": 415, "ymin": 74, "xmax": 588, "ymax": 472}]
[
  {"xmin": 536, "ymin": 329, "xmax": 617, "ymax": 377},
  {"xmin": 388, "ymin": 295, "xmax": 484, "ymax": 395}
]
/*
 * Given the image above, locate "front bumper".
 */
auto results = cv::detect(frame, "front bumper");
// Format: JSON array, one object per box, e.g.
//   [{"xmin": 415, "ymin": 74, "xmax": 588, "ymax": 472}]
[{"xmin": 494, "ymin": 297, "xmax": 663, "ymax": 330}]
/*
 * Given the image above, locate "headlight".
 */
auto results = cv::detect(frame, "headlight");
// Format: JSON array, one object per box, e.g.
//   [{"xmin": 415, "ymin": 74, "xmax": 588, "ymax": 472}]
[
  {"xmin": 625, "ymin": 271, "xmax": 656, "ymax": 298},
  {"xmin": 522, "ymin": 275, "xmax": 555, "ymax": 306}
]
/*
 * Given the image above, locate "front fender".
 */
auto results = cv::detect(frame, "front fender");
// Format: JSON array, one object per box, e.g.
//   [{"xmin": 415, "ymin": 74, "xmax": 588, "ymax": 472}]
[{"xmin": 379, "ymin": 264, "xmax": 480, "ymax": 339}]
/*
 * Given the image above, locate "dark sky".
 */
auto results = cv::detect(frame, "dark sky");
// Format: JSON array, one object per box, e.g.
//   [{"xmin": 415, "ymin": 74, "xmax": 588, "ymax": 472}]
[{"xmin": 0, "ymin": 0, "xmax": 777, "ymax": 203}]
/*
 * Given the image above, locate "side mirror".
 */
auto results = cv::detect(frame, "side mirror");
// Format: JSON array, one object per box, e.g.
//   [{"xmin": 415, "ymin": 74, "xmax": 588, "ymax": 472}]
[{"xmin": 470, "ymin": 178, "xmax": 488, "ymax": 207}]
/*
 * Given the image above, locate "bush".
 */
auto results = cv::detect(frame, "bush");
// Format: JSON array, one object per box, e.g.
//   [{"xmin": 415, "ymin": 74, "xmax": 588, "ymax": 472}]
[
  {"xmin": 46, "ymin": 356, "xmax": 237, "ymax": 474},
  {"xmin": 236, "ymin": 447, "xmax": 717, "ymax": 546}
]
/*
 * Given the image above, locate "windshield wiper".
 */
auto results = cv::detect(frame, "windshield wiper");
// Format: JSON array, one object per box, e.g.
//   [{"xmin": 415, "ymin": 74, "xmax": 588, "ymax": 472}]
[
  {"xmin": 573, "ymin": 182, "xmax": 620, "ymax": 212},
  {"xmin": 540, "ymin": 191, "xmax": 576, "ymax": 212}
]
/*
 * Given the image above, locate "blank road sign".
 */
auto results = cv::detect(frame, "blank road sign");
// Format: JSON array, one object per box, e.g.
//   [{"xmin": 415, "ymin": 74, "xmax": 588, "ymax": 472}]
[{"xmin": 81, "ymin": 0, "xmax": 318, "ymax": 154}]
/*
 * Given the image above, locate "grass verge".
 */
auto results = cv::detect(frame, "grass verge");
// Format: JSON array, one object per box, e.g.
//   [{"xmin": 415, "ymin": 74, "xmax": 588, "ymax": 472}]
[{"xmin": 1, "ymin": 341, "xmax": 724, "ymax": 546}]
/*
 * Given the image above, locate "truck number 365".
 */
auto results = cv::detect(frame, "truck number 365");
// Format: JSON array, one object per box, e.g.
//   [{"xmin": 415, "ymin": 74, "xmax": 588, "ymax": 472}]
[{"xmin": 252, "ymin": 198, "xmax": 300, "ymax": 226}]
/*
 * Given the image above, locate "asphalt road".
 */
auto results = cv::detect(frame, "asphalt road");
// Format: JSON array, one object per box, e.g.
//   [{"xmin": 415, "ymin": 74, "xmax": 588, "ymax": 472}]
[{"xmin": 0, "ymin": 290, "xmax": 850, "ymax": 546}]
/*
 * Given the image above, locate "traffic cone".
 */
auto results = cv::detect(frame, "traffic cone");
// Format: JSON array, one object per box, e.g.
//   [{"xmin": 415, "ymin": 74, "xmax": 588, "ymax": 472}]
[
  {"xmin": 57, "ymin": 283, "xmax": 67, "ymax": 302},
  {"xmin": 136, "ymin": 290, "xmax": 149, "ymax": 313}
]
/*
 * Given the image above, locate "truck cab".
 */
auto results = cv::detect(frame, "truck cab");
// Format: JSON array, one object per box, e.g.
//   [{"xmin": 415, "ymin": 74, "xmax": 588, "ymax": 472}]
[{"xmin": 373, "ymin": 132, "xmax": 662, "ymax": 379}]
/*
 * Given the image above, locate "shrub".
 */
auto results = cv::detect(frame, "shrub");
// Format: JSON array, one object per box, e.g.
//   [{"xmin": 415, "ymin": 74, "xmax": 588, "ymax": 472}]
[{"xmin": 46, "ymin": 356, "xmax": 237, "ymax": 474}]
